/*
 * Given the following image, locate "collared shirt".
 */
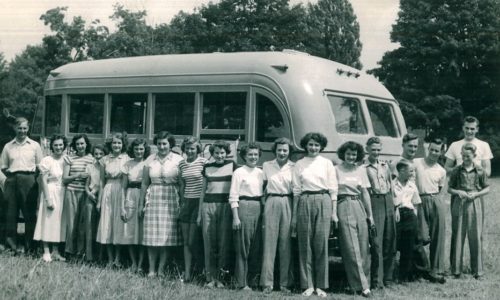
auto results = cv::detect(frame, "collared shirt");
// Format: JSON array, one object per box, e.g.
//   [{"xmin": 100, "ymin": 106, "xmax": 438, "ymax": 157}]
[
  {"xmin": 86, "ymin": 162, "xmax": 102, "ymax": 192},
  {"xmin": 363, "ymin": 159, "xmax": 392, "ymax": 194},
  {"xmin": 445, "ymin": 138, "xmax": 493, "ymax": 166},
  {"xmin": 448, "ymin": 164, "xmax": 489, "ymax": 192},
  {"xmin": 101, "ymin": 153, "xmax": 129, "ymax": 180},
  {"xmin": 229, "ymin": 165, "xmax": 264, "ymax": 208},
  {"xmin": 147, "ymin": 152, "xmax": 183, "ymax": 184},
  {"xmin": 393, "ymin": 179, "xmax": 421, "ymax": 212},
  {"xmin": 263, "ymin": 159, "xmax": 295, "ymax": 195},
  {"xmin": 39, "ymin": 155, "xmax": 65, "ymax": 186},
  {"xmin": 0, "ymin": 137, "xmax": 43, "ymax": 172},
  {"xmin": 337, "ymin": 164, "xmax": 371, "ymax": 196},
  {"xmin": 292, "ymin": 155, "xmax": 338, "ymax": 201},
  {"xmin": 414, "ymin": 158, "xmax": 446, "ymax": 194}
]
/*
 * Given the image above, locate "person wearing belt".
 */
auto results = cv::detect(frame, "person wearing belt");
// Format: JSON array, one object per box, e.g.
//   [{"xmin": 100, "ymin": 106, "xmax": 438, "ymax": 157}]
[
  {"xmin": 414, "ymin": 138, "xmax": 447, "ymax": 282},
  {"xmin": 260, "ymin": 138, "xmax": 295, "ymax": 294},
  {"xmin": 0, "ymin": 117, "xmax": 43, "ymax": 253},
  {"xmin": 291, "ymin": 132, "xmax": 337, "ymax": 298},
  {"xmin": 336, "ymin": 141, "xmax": 374, "ymax": 298},
  {"xmin": 363, "ymin": 137, "xmax": 396, "ymax": 289},
  {"xmin": 229, "ymin": 142, "xmax": 264, "ymax": 291}
]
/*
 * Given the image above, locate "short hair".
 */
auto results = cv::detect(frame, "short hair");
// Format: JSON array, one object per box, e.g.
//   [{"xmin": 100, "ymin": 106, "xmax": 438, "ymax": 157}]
[
  {"xmin": 271, "ymin": 137, "xmax": 294, "ymax": 155},
  {"xmin": 209, "ymin": 140, "xmax": 231, "ymax": 156},
  {"xmin": 366, "ymin": 136, "xmax": 381, "ymax": 147},
  {"xmin": 91, "ymin": 144, "xmax": 108, "ymax": 156},
  {"xmin": 428, "ymin": 138, "xmax": 443, "ymax": 146},
  {"xmin": 181, "ymin": 136, "xmax": 202, "ymax": 154},
  {"xmin": 239, "ymin": 142, "xmax": 262, "ymax": 161},
  {"xmin": 396, "ymin": 160, "xmax": 412, "ymax": 172},
  {"xmin": 337, "ymin": 141, "xmax": 365, "ymax": 162},
  {"xmin": 463, "ymin": 116, "xmax": 479, "ymax": 126},
  {"xmin": 49, "ymin": 134, "xmax": 68, "ymax": 152},
  {"xmin": 15, "ymin": 117, "xmax": 29, "ymax": 126},
  {"xmin": 70, "ymin": 134, "xmax": 92, "ymax": 154},
  {"xmin": 153, "ymin": 131, "xmax": 176, "ymax": 148},
  {"xmin": 300, "ymin": 132, "xmax": 328, "ymax": 151},
  {"xmin": 402, "ymin": 133, "xmax": 418, "ymax": 144},
  {"xmin": 127, "ymin": 138, "xmax": 151, "ymax": 159},
  {"xmin": 106, "ymin": 132, "xmax": 128, "ymax": 153},
  {"xmin": 462, "ymin": 142, "xmax": 477, "ymax": 155}
]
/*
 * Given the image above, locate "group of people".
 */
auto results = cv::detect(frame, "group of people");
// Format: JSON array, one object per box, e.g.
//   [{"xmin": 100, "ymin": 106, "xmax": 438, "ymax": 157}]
[{"xmin": 0, "ymin": 115, "xmax": 492, "ymax": 298}]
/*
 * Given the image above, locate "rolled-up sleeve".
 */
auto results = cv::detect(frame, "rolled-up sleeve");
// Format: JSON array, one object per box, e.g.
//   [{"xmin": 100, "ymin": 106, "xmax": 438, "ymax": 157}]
[
  {"xmin": 229, "ymin": 170, "xmax": 242, "ymax": 209},
  {"xmin": 292, "ymin": 162, "xmax": 302, "ymax": 197},
  {"xmin": 327, "ymin": 162, "xmax": 338, "ymax": 201}
]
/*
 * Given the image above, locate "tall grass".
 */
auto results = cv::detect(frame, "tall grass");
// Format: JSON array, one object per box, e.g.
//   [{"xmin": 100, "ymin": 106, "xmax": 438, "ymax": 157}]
[{"xmin": 1, "ymin": 179, "xmax": 499, "ymax": 299}]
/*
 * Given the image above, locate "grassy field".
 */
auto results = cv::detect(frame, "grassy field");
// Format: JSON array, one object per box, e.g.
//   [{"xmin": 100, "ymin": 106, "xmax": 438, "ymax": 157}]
[{"xmin": 1, "ymin": 178, "xmax": 499, "ymax": 300}]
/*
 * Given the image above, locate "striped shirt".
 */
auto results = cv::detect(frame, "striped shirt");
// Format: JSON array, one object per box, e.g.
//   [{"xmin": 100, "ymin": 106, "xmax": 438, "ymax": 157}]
[
  {"xmin": 179, "ymin": 156, "xmax": 207, "ymax": 199},
  {"xmin": 64, "ymin": 154, "xmax": 94, "ymax": 191},
  {"xmin": 202, "ymin": 160, "xmax": 237, "ymax": 202}
]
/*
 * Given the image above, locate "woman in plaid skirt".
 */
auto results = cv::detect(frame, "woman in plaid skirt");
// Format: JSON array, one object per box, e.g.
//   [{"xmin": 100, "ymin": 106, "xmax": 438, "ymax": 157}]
[{"xmin": 139, "ymin": 131, "xmax": 183, "ymax": 277}]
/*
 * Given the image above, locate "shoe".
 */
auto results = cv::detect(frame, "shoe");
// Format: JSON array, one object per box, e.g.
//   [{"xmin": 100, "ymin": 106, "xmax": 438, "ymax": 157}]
[
  {"xmin": 205, "ymin": 281, "xmax": 216, "ymax": 288},
  {"xmin": 263, "ymin": 286, "xmax": 273, "ymax": 294},
  {"xmin": 426, "ymin": 274, "xmax": 446, "ymax": 284},
  {"xmin": 215, "ymin": 281, "xmax": 225, "ymax": 288},
  {"xmin": 361, "ymin": 289, "xmax": 372, "ymax": 298},
  {"xmin": 453, "ymin": 274, "xmax": 461, "ymax": 279},
  {"xmin": 302, "ymin": 288, "xmax": 314, "ymax": 297},
  {"xmin": 42, "ymin": 253, "xmax": 52, "ymax": 262},
  {"xmin": 241, "ymin": 286, "xmax": 252, "ymax": 291},
  {"xmin": 280, "ymin": 286, "xmax": 291, "ymax": 293},
  {"xmin": 315, "ymin": 288, "xmax": 327, "ymax": 298},
  {"xmin": 147, "ymin": 272, "xmax": 157, "ymax": 278},
  {"xmin": 0, "ymin": 244, "xmax": 6, "ymax": 251},
  {"xmin": 51, "ymin": 253, "xmax": 66, "ymax": 262},
  {"xmin": 473, "ymin": 274, "xmax": 483, "ymax": 280}
]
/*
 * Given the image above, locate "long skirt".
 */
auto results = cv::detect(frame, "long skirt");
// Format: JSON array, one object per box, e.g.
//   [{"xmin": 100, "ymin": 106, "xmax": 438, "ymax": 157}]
[
  {"xmin": 117, "ymin": 187, "xmax": 143, "ymax": 245},
  {"xmin": 97, "ymin": 179, "xmax": 124, "ymax": 244},
  {"xmin": 34, "ymin": 182, "xmax": 65, "ymax": 242},
  {"xmin": 143, "ymin": 185, "xmax": 181, "ymax": 246},
  {"xmin": 62, "ymin": 188, "xmax": 85, "ymax": 253}
]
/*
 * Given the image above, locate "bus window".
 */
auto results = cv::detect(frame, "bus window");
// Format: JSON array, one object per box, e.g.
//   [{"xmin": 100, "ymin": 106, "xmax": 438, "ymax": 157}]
[
  {"xmin": 327, "ymin": 95, "xmax": 367, "ymax": 135},
  {"xmin": 256, "ymin": 94, "xmax": 288, "ymax": 142},
  {"xmin": 154, "ymin": 93, "xmax": 195, "ymax": 135},
  {"xmin": 110, "ymin": 94, "xmax": 147, "ymax": 134},
  {"xmin": 45, "ymin": 95, "xmax": 62, "ymax": 136},
  {"xmin": 366, "ymin": 100, "xmax": 399, "ymax": 137},
  {"xmin": 69, "ymin": 94, "xmax": 104, "ymax": 134},
  {"xmin": 200, "ymin": 92, "xmax": 246, "ymax": 141}
]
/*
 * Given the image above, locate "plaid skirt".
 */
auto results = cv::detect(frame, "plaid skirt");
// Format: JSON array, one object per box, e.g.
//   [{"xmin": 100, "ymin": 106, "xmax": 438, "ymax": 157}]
[{"xmin": 143, "ymin": 184, "xmax": 182, "ymax": 246}]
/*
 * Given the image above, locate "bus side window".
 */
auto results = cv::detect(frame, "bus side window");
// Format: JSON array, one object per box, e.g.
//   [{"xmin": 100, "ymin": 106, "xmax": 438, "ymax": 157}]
[
  {"xmin": 45, "ymin": 95, "xmax": 62, "ymax": 136},
  {"xmin": 327, "ymin": 95, "xmax": 367, "ymax": 135},
  {"xmin": 255, "ymin": 94, "xmax": 288, "ymax": 142},
  {"xmin": 69, "ymin": 94, "xmax": 104, "ymax": 134},
  {"xmin": 200, "ymin": 92, "xmax": 246, "ymax": 141},
  {"xmin": 366, "ymin": 100, "xmax": 400, "ymax": 137},
  {"xmin": 110, "ymin": 94, "xmax": 147, "ymax": 134},
  {"xmin": 154, "ymin": 93, "xmax": 195, "ymax": 135}
]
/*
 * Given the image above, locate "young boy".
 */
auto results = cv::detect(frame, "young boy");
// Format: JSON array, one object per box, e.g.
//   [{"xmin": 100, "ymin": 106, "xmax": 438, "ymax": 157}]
[
  {"xmin": 448, "ymin": 143, "xmax": 490, "ymax": 279},
  {"xmin": 363, "ymin": 137, "xmax": 396, "ymax": 288},
  {"xmin": 393, "ymin": 160, "xmax": 421, "ymax": 282}
]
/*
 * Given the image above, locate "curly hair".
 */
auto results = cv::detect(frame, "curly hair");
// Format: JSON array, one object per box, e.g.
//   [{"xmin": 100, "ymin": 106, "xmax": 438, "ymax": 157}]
[
  {"xmin": 337, "ymin": 141, "xmax": 365, "ymax": 162},
  {"xmin": 106, "ymin": 132, "xmax": 128, "ymax": 153},
  {"xmin": 153, "ymin": 131, "xmax": 176, "ymax": 148},
  {"xmin": 70, "ymin": 134, "xmax": 92, "ymax": 154},
  {"xmin": 127, "ymin": 138, "xmax": 151, "ymax": 159},
  {"xmin": 48, "ymin": 134, "xmax": 68, "ymax": 152},
  {"xmin": 239, "ymin": 142, "xmax": 262, "ymax": 161},
  {"xmin": 209, "ymin": 140, "xmax": 231, "ymax": 156},
  {"xmin": 181, "ymin": 136, "xmax": 202, "ymax": 154},
  {"xmin": 299, "ymin": 132, "xmax": 328, "ymax": 151},
  {"xmin": 271, "ymin": 137, "xmax": 294, "ymax": 155}
]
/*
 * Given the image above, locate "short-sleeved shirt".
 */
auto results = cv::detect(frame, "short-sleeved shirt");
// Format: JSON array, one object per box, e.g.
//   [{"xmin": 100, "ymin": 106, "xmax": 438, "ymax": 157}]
[
  {"xmin": 229, "ymin": 165, "xmax": 264, "ymax": 208},
  {"xmin": 147, "ymin": 152, "xmax": 183, "ymax": 184},
  {"xmin": 64, "ymin": 154, "xmax": 94, "ymax": 191},
  {"xmin": 292, "ymin": 155, "xmax": 338, "ymax": 200},
  {"xmin": 39, "ymin": 155, "xmax": 65, "ymax": 186},
  {"xmin": 448, "ymin": 164, "xmax": 489, "ymax": 192},
  {"xmin": 101, "ymin": 153, "xmax": 129, "ymax": 181},
  {"xmin": 263, "ymin": 159, "xmax": 295, "ymax": 195},
  {"xmin": 336, "ymin": 164, "xmax": 371, "ymax": 196},
  {"xmin": 393, "ymin": 179, "xmax": 421, "ymax": 212},
  {"xmin": 179, "ymin": 156, "xmax": 207, "ymax": 199},
  {"xmin": 414, "ymin": 158, "xmax": 446, "ymax": 194},
  {"xmin": 445, "ymin": 138, "xmax": 493, "ymax": 166},
  {"xmin": 86, "ymin": 162, "xmax": 102, "ymax": 192},
  {"xmin": 363, "ymin": 159, "xmax": 391, "ymax": 194},
  {"xmin": 202, "ymin": 160, "xmax": 237, "ymax": 202},
  {"xmin": 122, "ymin": 159, "xmax": 146, "ymax": 183},
  {"xmin": 0, "ymin": 137, "xmax": 43, "ymax": 172}
]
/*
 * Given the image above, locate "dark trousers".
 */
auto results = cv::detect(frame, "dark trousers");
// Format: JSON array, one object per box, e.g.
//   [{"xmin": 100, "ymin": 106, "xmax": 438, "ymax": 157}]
[
  {"xmin": 0, "ymin": 189, "xmax": 6, "ymax": 244},
  {"xmin": 397, "ymin": 208, "xmax": 417, "ymax": 282},
  {"xmin": 420, "ymin": 194, "xmax": 447, "ymax": 276},
  {"xmin": 4, "ymin": 173, "xmax": 38, "ymax": 250}
]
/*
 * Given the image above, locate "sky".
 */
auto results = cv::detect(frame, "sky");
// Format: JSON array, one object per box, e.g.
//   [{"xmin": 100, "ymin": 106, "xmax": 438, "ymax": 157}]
[{"xmin": 0, "ymin": 0, "xmax": 399, "ymax": 70}]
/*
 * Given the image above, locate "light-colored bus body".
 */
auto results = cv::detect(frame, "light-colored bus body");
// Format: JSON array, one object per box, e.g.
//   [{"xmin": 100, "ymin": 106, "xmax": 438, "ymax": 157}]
[{"xmin": 40, "ymin": 50, "xmax": 406, "ymax": 162}]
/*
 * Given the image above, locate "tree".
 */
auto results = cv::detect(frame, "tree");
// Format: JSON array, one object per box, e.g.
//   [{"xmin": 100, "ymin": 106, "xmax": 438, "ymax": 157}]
[
  {"xmin": 304, "ymin": 0, "xmax": 362, "ymax": 69},
  {"xmin": 371, "ymin": 0, "xmax": 500, "ymax": 140}
]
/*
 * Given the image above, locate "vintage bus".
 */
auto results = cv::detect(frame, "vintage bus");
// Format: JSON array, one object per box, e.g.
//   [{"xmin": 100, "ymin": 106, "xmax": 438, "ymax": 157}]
[{"xmin": 34, "ymin": 50, "xmax": 406, "ymax": 163}]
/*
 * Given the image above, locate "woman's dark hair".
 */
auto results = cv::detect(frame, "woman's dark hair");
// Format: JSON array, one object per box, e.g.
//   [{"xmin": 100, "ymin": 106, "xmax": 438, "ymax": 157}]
[
  {"xmin": 153, "ymin": 131, "xmax": 176, "ymax": 148},
  {"xmin": 271, "ymin": 137, "xmax": 294, "ymax": 155},
  {"xmin": 181, "ymin": 136, "xmax": 202, "ymax": 154},
  {"xmin": 300, "ymin": 132, "xmax": 328, "ymax": 152},
  {"xmin": 106, "ymin": 132, "xmax": 128, "ymax": 153},
  {"xmin": 209, "ymin": 140, "xmax": 231, "ymax": 156},
  {"xmin": 49, "ymin": 134, "xmax": 68, "ymax": 152},
  {"xmin": 337, "ymin": 141, "xmax": 365, "ymax": 162},
  {"xmin": 127, "ymin": 138, "xmax": 151, "ymax": 159},
  {"xmin": 239, "ymin": 142, "xmax": 262, "ymax": 161},
  {"xmin": 70, "ymin": 134, "xmax": 92, "ymax": 154},
  {"xmin": 91, "ymin": 144, "xmax": 108, "ymax": 156}
]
